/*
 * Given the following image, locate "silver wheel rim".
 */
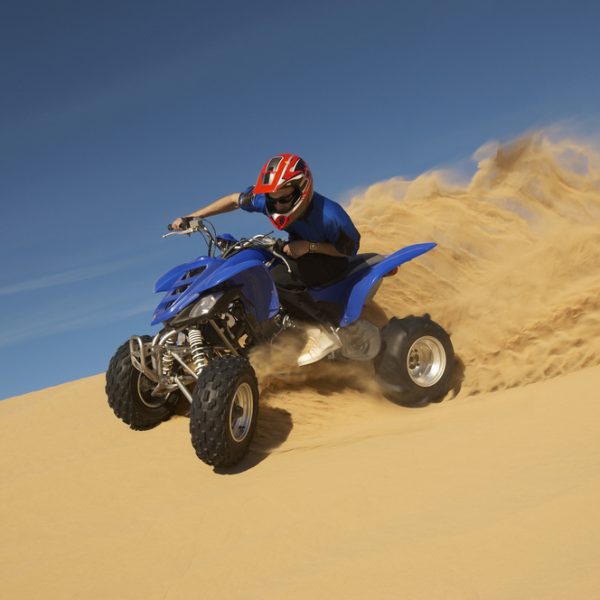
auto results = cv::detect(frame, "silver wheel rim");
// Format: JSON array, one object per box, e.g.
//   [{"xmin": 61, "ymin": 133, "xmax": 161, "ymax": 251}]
[
  {"xmin": 137, "ymin": 374, "xmax": 168, "ymax": 409},
  {"xmin": 229, "ymin": 382, "xmax": 254, "ymax": 443},
  {"xmin": 406, "ymin": 336, "xmax": 446, "ymax": 387}
]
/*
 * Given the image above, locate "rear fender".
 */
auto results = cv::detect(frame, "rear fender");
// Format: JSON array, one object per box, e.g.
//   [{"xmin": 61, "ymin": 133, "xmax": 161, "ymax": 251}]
[{"xmin": 339, "ymin": 243, "xmax": 436, "ymax": 327}]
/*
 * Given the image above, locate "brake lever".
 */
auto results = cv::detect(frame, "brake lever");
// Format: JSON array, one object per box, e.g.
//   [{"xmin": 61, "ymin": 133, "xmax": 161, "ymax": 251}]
[
  {"xmin": 271, "ymin": 247, "xmax": 293, "ymax": 274},
  {"xmin": 163, "ymin": 227, "xmax": 194, "ymax": 238},
  {"xmin": 164, "ymin": 216, "xmax": 205, "ymax": 238}
]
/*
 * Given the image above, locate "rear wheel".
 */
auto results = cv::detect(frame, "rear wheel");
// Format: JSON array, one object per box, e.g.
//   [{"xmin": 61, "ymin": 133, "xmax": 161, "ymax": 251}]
[
  {"xmin": 190, "ymin": 356, "xmax": 259, "ymax": 467},
  {"xmin": 374, "ymin": 316, "xmax": 454, "ymax": 407},
  {"xmin": 105, "ymin": 337, "xmax": 177, "ymax": 430}
]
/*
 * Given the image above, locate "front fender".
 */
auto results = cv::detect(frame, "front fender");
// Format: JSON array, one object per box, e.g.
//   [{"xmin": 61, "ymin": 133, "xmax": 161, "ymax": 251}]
[
  {"xmin": 154, "ymin": 256, "xmax": 219, "ymax": 293},
  {"xmin": 200, "ymin": 259, "xmax": 280, "ymax": 322},
  {"xmin": 151, "ymin": 249, "xmax": 279, "ymax": 325},
  {"xmin": 340, "ymin": 243, "xmax": 436, "ymax": 326}
]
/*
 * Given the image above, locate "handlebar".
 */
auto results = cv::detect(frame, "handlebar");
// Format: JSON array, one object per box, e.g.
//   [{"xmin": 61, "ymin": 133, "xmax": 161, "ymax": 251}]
[
  {"xmin": 163, "ymin": 217, "xmax": 293, "ymax": 273},
  {"xmin": 164, "ymin": 216, "xmax": 199, "ymax": 235}
]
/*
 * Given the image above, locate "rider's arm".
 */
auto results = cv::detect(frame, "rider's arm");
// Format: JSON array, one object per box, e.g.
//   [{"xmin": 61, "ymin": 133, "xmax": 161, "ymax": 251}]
[
  {"xmin": 185, "ymin": 193, "xmax": 240, "ymax": 219},
  {"xmin": 308, "ymin": 242, "xmax": 347, "ymax": 257},
  {"xmin": 285, "ymin": 215, "xmax": 357, "ymax": 258},
  {"xmin": 283, "ymin": 240, "xmax": 348, "ymax": 258},
  {"xmin": 171, "ymin": 193, "xmax": 241, "ymax": 230}
]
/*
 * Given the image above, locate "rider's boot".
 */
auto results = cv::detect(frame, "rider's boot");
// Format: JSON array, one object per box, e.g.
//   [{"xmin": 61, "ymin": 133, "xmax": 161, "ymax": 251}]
[
  {"xmin": 297, "ymin": 326, "xmax": 341, "ymax": 366},
  {"xmin": 275, "ymin": 287, "xmax": 342, "ymax": 366}
]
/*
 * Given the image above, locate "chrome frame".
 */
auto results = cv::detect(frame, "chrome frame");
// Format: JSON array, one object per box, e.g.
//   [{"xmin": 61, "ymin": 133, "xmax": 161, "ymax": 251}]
[
  {"xmin": 133, "ymin": 219, "xmax": 282, "ymax": 403},
  {"xmin": 129, "ymin": 320, "xmax": 238, "ymax": 403},
  {"xmin": 209, "ymin": 319, "xmax": 240, "ymax": 356}
]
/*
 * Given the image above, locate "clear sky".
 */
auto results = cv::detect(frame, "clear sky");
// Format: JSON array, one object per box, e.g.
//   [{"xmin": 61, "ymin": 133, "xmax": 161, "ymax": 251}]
[{"xmin": 2, "ymin": 0, "xmax": 600, "ymax": 399}]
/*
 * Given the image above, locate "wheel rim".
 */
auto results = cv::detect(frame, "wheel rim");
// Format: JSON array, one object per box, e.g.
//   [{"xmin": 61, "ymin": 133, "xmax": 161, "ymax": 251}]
[
  {"xmin": 136, "ymin": 373, "xmax": 170, "ymax": 409},
  {"xmin": 229, "ymin": 382, "xmax": 254, "ymax": 443},
  {"xmin": 406, "ymin": 336, "xmax": 447, "ymax": 387}
]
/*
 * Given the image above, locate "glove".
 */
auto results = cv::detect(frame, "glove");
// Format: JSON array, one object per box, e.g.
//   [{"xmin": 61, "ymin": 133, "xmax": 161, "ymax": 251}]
[
  {"xmin": 168, "ymin": 216, "xmax": 194, "ymax": 231},
  {"xmin": 238, "ymin": 186, "xmax": 255, "ymax": 209}
]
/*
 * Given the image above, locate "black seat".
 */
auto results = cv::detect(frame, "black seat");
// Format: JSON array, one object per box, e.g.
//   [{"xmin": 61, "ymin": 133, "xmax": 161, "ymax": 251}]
[{"xmin": 315, "ymin": 253, "xmax": 384, "ymax": 288}]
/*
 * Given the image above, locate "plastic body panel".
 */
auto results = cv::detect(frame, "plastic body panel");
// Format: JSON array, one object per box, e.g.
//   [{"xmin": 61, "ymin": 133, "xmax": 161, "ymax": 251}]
[
  {"xmin": 311, "ymin": 243, "xmax": 436, "ymax": 326},
  {"xmin": 151, "ymin": 248, "xmax": 280, "ymax": 326},
  {"xmin": 150, "ymin": 240, "xmax": 436, "ymax": 329}
]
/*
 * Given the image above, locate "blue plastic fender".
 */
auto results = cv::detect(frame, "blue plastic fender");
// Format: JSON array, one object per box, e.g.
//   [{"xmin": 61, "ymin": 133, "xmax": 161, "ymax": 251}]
[
  {"xmin": 151, "ymin": 249, "xmax": 280, "ymax": 325},
  {"xmin": 310, "ymin": 243, "xmax": 436, "ymax": 327},
  {"xmin": 154, "ymin": 256, "xmax": 220, "ymax": 293},
  {"xmin": 341, "ymin": 243, "xmax": 436, "ymax": 326},
  {"xmin": 197, "ymin": 259, "xmax": 280, "ymax": 322}
]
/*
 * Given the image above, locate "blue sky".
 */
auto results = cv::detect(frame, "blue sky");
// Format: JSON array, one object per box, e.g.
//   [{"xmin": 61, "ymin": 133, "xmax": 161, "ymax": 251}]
[{"xmin": 2, "ymin": 0, "xmax": 600, "ymax": 399}]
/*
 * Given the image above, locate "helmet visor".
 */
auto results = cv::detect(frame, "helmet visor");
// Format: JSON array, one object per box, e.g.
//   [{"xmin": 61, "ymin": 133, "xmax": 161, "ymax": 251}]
[{"xmin": 265, "ymin": 187, "xmax": 300, "ymax": 212}]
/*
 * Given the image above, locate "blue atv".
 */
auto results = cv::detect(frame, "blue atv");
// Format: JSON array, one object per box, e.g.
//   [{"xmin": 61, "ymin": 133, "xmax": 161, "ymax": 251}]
[{"xmin": 105, "ymin": 218, "xmax": 454, "ymax": 467}]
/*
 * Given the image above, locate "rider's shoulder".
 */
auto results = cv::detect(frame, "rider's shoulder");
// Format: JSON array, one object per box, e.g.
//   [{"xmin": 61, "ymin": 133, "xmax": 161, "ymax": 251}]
[
  {"xmin": 312, "ymin": 191, "xmax": 337, "ymax": 211},
  {"xmin": 315, "ymin": 192, "xmax": 350, "ymax": 217},
  {"xmin": 314, "ymin": 191, "xmax": 345, "ymax": 206}
]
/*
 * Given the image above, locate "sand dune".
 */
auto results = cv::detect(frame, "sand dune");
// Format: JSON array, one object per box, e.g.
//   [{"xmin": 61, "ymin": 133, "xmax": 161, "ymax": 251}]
[
  {"xmin": 2, "ymin": 367, "xmax": 599, "ymax": 599},
  {"xmin": 2, "ymin": 131, "xmax": 600, "ymax": 598}
]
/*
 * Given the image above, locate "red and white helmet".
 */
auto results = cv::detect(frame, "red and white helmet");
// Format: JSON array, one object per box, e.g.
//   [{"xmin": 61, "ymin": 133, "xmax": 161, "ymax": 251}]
[{"xmin": 254, "ymin": 153, "xmax": 314, "ymax": 230}]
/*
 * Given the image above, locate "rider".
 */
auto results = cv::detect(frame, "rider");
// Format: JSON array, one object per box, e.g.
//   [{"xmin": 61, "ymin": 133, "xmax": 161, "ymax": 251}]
[{"xmin": 170, "ymin": 153, "xmax": 361, "ymax": 366}]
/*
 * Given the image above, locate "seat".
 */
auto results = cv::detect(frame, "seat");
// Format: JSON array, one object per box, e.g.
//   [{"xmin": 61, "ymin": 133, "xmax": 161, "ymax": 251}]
[{"xmin": 316, "ymin": 253, "xmax": 384, "ymax": 288}]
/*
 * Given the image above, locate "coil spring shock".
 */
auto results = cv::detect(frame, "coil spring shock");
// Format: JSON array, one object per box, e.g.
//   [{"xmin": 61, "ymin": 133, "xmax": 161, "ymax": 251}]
[
  {"xmin": 188, "ymin": 328, "xmax": 208, "ymax": 375},
  {"xmin": 161, "ymin": 351, "xmax": 174, "ymax": 376}
]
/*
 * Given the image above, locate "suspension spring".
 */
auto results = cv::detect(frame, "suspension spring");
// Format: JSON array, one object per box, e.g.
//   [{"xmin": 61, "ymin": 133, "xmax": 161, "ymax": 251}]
[
  {"xmin": 188, "ymin": 328, "xmax": 208, "ymax": 375},
  {"xmin": 161, "ymin": 351, "xmax": 174, "ymax": 376}
]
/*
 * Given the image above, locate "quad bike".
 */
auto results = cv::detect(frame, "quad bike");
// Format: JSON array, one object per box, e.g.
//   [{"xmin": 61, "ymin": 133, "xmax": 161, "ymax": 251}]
[{"xmin": 105, "ymin": 218, "xmax": 454, "ymax": 467}]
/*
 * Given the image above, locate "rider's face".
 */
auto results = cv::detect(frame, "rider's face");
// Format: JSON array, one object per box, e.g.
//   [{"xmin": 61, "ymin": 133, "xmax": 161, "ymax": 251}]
[{"xmin": 267, "ymin": 187, "xmax": 296, "ymax": 208}]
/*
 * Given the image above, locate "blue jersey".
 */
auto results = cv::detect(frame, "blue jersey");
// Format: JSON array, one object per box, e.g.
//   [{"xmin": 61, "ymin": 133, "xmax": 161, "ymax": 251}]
[{"xmin": 239, "ymin": 190, "xmax": 361, "ymax": 256}]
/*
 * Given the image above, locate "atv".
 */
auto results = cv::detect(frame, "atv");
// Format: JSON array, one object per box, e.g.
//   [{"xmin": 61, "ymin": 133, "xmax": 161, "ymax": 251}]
[{"xmin": 105, "ymin": 218, "xmax": 454, "ymax": 467}]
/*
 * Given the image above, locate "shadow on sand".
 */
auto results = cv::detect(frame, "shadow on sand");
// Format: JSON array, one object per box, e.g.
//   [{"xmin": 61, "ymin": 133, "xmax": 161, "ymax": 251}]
[
  {"xmin": 211, "ymin": 352, "xmax": 464, "ymax": 474},
  {"xmin": 213, "ymin": 403, "xmax": 294, "ymax": 474},
  {"xmin": 448, "ymin": 354, "xmax": 465, "ymax": 399}
]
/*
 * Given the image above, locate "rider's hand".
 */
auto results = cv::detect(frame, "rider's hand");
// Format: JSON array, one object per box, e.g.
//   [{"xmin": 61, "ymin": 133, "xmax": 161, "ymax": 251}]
[
  {"xmin": 283, "ymin": 240, "xmax": 310, "ymax": 259},
  {"xmin": 170, "ymin": 216, "xmax": 191, "ymax": 231}
]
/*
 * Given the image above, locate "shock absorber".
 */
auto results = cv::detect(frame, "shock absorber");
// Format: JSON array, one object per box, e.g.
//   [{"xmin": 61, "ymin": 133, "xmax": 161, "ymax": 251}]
[
  {"xmin": 156, "ymin": 330, "xmax": 177, "ymax": 378},
  {"xmin": 161, "ymin": 351, "xmax": 174, "ymax": 376},
  {"xmin": 188, "ymin": 328, "xmax": 208, "ymax": 375}
]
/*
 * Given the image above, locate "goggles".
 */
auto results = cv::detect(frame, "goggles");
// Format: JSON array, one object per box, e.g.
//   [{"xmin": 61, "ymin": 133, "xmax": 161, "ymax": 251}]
[{"xmin": 266, "ymin": 188, "xmax": 299, "ymax": 210}]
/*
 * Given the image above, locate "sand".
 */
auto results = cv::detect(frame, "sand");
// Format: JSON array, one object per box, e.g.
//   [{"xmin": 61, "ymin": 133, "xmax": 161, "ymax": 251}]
[
  {"xmin": 2, "ymin": 368, "xmax": 599, "ymax": 599},
  {"xmin": 2, "ymin": 130, "xmax": 600, "ymax": 598}
]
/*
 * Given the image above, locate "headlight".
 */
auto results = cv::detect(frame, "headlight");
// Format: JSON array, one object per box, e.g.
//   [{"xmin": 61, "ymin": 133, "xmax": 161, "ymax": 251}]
[{"xmin": 188, "ymin": 291, "xmax": 224, "ymax": 318}]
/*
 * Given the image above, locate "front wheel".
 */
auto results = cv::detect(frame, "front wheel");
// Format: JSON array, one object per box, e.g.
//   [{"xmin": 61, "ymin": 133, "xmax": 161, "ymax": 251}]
[
  {"xmin": 105, "ymin": 336, "xmax": 178, "ymax": 430},
  {"xmin": 190, "ymin": 356, "xmax": 259, "ymax": 467},
  {"xmin": 374, "ymin": 316, "xmax": 454, "ymax": 407}
]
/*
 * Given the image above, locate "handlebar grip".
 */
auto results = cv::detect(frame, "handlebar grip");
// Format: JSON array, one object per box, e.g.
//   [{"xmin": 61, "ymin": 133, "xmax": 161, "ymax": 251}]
[{"xmin": 168, "ymin": 216, "xmax": 193, "ymax": 231}]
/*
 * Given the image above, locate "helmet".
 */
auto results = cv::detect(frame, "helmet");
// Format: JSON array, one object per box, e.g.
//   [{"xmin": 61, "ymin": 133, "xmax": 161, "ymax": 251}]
[{"xmin": 254, "ymin": 153, "xmax": 314, "ymax": 230}]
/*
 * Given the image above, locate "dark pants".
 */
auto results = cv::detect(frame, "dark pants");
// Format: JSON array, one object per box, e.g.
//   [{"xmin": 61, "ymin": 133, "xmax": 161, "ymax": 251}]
[{"xmin": 271, "ymin": 254, "xmax": 348, "ymax": 327}]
